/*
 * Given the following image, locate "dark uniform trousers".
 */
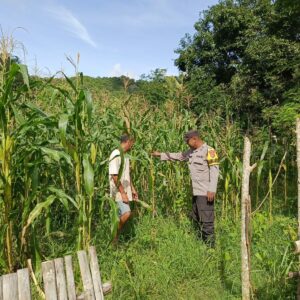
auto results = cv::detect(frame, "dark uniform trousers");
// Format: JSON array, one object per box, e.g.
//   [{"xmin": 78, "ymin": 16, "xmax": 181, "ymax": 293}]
[{"xmin": 191, "ymin": 196, "xmax": 214, "ymax": 245}]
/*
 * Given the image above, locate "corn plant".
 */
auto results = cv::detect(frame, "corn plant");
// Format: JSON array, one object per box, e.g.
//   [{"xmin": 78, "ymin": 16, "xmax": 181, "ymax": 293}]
[
  {"xmin": 0, "ymin": 38, "xmax": 88, "ymax": 271},
  {"xmin": 0, "ymin": 43, "xmax": 32, "ymax": 270},
  {"xmin": 48, "ymin": 70, "xmax": 97, "ymax": 249}
]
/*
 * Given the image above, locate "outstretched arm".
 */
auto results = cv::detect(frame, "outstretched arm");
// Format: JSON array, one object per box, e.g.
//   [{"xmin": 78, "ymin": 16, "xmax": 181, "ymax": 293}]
[{"xmin": 152, "ymin": 150, "xmax": 190, "ymax": 162}]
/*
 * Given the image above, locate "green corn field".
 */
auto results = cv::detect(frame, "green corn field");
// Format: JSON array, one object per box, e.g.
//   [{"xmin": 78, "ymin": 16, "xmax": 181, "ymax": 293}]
[{"xmin": 0, "ymin": 22, "xmax": 299, "ymax": 299}]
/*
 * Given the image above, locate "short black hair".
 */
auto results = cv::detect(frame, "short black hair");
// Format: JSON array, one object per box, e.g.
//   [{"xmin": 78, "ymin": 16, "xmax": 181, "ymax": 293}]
[
  {"xmin": 184, "ymin": 130, "xmax": 199, "ymax": 142},
  {"xmin": 120, "ymin": 134, "xmax": 133, "ymax": 143}
]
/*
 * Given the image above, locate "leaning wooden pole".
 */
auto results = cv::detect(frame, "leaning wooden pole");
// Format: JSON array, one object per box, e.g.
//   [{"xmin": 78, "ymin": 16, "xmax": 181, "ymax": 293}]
[
  {"xmin": 296, "ymin": 118, "xmax": 300, "ymax": 299},
  {"xmin": 241, "ymin": 137, "xmax": 256, "ymax": 300}
]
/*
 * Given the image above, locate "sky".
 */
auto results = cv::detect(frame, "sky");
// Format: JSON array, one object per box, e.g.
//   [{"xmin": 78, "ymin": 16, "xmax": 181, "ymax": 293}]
[{"xmin": 0, "ymin": 0, "xmax": 218, "ymax": 78}]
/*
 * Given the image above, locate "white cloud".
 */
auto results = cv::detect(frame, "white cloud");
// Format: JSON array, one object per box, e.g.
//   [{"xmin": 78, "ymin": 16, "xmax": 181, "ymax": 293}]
[
  {"xmin": 46, "ymin": 5, "xmax": 97, "ymax": 48},
  {"xmin": 110, "ymin": 63, "xmax": 136, "ymax": 79}
]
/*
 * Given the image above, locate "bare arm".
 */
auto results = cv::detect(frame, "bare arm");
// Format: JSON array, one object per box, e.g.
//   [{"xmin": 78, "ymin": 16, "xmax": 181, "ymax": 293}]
[
  {"xmin": 130, "ymin": 182, "xmax": 138, "ymax": 200},
  {"xmin": 112, "ymin": 175, "xmax": 129, "ymax": 203}
]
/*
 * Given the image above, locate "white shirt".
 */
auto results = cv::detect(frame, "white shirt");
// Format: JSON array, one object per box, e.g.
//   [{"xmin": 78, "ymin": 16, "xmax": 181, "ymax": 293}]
[{"xmin": 109, "ymin": 149, "xmax": 132, "ymax": 201}]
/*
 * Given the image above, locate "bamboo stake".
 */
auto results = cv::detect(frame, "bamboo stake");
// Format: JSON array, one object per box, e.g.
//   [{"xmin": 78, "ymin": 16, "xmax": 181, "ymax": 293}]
[
  {"xmin": 27, "ymin": 259, "xmax": 45, "ymax": 299},
  {"xmin": 252, "ymin": 151, "xmax": 287, "ymax": 215}
]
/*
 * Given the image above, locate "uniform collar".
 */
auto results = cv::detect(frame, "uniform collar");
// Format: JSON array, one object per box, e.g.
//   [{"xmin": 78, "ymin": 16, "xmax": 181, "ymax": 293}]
[{"xmin": 194, "ymin": 142, "xmax": 206, "ymax": 152}]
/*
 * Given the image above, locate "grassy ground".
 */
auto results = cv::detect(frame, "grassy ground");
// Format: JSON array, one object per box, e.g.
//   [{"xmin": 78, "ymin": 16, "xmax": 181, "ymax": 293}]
[
  {"xmin": 33, "ymin": 205, "xmax": 297, "ymax": 299},
  {"xmin": 67, "ymin": 210, "xmax": 296, "ymax": 300},
  {"xmin": 100, "ymin": 215, "xmax": 233, "ymax": 300}
]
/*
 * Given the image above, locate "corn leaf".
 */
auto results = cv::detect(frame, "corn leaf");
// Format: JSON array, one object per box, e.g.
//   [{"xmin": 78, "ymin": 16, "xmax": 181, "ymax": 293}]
[
  {"xmin": 108, "ymin": 198, "xmax": 119, "ymax": 239},
  {"xmin": 21, "ymin": 195, "xmax": 56, "ymax": 245},
  {"xmin": 83, "ymin": 153, "xmax": 94, "ymax": 197},
  {"xmin": 84, "ymin": 90, "xmax": 93, "ymax": 127},
  {"xmin": 48, "ymin": 186, "xmax": 78, "ymax": 209},
  {"xmin": 19, "ymin": 64, "xmax": 30, "ymax": 90},
  {"xmin": 62, "ymin": 72, "xmax": 77, "ymax": 93},
  {"xmin": 91, "ymin": 143, "xmax": 97, "ymax": 165},
  {"xmin": 41, "ymin": 147, "xmax": 73, "ymax": 166},
  {"xmin": 135, "ymin": 199, "xmax": 152, "ymax": 210},
  {"xmin": 59, "ymin": 114, "xmax": 69, "ymax": 148}
]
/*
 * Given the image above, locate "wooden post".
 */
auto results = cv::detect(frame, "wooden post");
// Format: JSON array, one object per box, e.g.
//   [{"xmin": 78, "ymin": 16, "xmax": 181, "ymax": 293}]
[
  {"xmin": 241, "ymin": 137, "xmax": 256, "ymax": 300},
  {"xmin": 17, "ymin": 268, "xmax": 31, "ymax": 300},
  {"xmin": 2, "ymin": 273, "xmax": 18, "ymax": 300},
  {"xmin": 295, "ymin": 240, "xmax": 300, "ymax": 254},
  {"xmin": 0, "ymin": 276, "xmax": 3, "ymax": 300},
  {"xmin": 296, "ymin": 118, "xmax": 300, "ymax": 299},
  {"xmin": 64, "ymin": 255, "xmax": 76, "ymax": 300},
  {"xmin": 77, "ymin": 250, "xmax": 95, "ymax": 300},
  {"xmin": 42, "ymin": 261, "xmax": 58, "ymax": 300},
  {"xmin": 54, "ymin": 258, "xmax": 68, "ymax": 300},
  {"xmin": 289, "ymin": 271, "xmax": 300, "ymax": 279},
  {"xmin": 89, "ymin": 246, "xmax": 104, "ymax": 300}
]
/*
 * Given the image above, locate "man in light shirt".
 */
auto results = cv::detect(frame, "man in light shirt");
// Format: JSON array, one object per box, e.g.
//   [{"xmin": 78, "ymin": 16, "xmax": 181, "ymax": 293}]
[{"xmin": 109, "ymin": 134, "xmax": 138, "ymax": 241}]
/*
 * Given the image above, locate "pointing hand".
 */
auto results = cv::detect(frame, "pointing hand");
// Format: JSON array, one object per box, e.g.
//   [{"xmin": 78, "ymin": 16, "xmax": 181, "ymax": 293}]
[{"xmin": 151, "ymin": 151, "xmax": 161, "ymax": 157}]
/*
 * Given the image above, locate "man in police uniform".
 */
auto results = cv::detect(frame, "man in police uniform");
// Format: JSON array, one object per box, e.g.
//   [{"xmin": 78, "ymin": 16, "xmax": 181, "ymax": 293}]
[{"xmin": 152, "ymin": 130, "xmax": 219, "ymax": 246}]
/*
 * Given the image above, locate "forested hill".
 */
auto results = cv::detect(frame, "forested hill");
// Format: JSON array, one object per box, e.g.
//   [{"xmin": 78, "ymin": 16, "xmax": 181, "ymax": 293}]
[
  {"xmin": 53, "ymin": 0, "xmax": 300, "ymax": 139},
  {"xmin": 174, "ymin": 0, "xmax": 300, "ymax": 134}
]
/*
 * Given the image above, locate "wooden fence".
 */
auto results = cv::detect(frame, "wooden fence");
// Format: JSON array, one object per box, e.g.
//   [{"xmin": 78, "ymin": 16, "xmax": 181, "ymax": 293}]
[{"xmin": 0, "ymin": 246, "xmax": 112, "ymax": 300}]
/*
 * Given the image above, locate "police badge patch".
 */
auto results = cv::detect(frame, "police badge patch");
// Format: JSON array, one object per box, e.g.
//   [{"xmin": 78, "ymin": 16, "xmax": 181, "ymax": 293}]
[{"xmin": 207, "ymin": 147, "xmax": 219, "ymax": 166}]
